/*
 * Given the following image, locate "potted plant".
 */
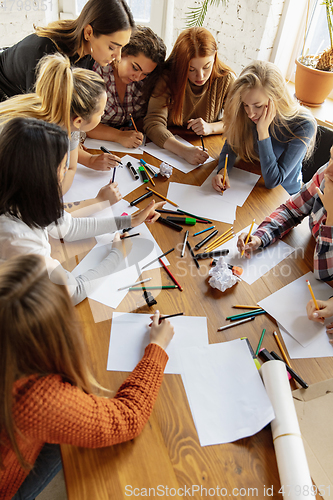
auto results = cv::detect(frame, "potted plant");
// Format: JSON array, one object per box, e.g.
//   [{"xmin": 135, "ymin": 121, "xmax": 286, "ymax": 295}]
[{"xmin": 295, "ymin": 0, "xmax": 333, "ymax": 106}]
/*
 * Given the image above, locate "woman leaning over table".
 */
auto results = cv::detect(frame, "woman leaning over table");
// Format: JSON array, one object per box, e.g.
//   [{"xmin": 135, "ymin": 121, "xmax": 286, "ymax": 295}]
[
  {"xmin": 0, "ymin": 254, "xmax": 174, "ymax": 500},
  {"xmin": 212, "ymin": 60, "xmax": 316, "ymax": 195},
  {"xmin": 88, "ymin": 26, "xmax": 166, "ymax": 149},
  {"xmin": 143, "ymin": 27, "xmax": 234, "ymax": 165},
  {"xmin": 0, "ymin": 0, "xmax": 134, "ymax": 101}
]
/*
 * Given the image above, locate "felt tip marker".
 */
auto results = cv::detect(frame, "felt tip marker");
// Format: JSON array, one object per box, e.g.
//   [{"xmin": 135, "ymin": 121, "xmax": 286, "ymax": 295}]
[
  {"xmin": 195, "ymin": 249, "xmax": 229, "ymax": 260},
  {"xmin": 186, "ymin": 240, "xmax": 200, "ymax": 269},
  {"xmin": 166, "ymin": 217, "xmax": 196, "ymax": 226},
  {"xmin": 258, "ymin": 349, "xmax": 292, "ymax": 381},
  {"xmin": 126, "ymin": 161, "xmax": 139, "ymax": 180},
  {"xmin": 241, "ymin": 337, "xmax": 261, "ymax": 370},
  {"xmin": 181, "ymin": 230, "xmax": 189, "ymax": 257},
  {"xmin": 194, "ymin": 229, "xmax": 218, "ymax": 250},
  {"xmin": 157, "ymin": 217, "xmax": 183, "ymax": 232},
  {"xmin": 193, "ymin": 226, "xmax": 215, "ymax": 236},
  {"xmin": 138, "ymin": 165, "xmax": 149, "ymax": 183},
  {"xmin": 129, "ymin": 191, "xmax": 153, "ymax": 206},
  {"xmin": 270, "ymin": 351, "xmax": 309, "ymax": 389},
  {"xmin": 217, "ymin": 316, "xmax": 255, "ymax": 331}
]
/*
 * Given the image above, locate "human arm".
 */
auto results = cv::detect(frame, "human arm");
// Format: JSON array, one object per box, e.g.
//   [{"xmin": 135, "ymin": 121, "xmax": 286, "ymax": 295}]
[
  {"xmin": 87, "ymin": 122, "xmax": 143, "ymax": 148},
  {"xmin": 163, "ymin": 136, "xmax": 209, "ymax": 165},
  {"xmin": 187, "ymin": 118, "xmax": 225, "ymax": 136},
  {"xmin": 212, "ymin": 140, "xmax": 236, "ymax": 192},
  {"xmin": 143, "ymin": 79, "xmax": 174, "ymax": 148},
  {"xmin": 77, "ymin": 146, "xmax": 122, "ymax": 171},
  {"xmin": 61, "ymin": 146, "xmax": 78, "ymax": 195},
  {"xmin": 257, "ymin": 117, "xmax": 316, "ymax": 190},
  {"xmin": 306, "ymin": 298, "xmax": 333, "ymax": 324},
  {"xmin": 63, "ymin": 181, "xmax": 122, "ymax": 217}
]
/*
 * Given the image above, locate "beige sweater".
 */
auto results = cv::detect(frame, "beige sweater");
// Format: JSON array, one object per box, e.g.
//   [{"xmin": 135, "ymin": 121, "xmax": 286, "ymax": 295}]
[{"xmin": 143, "ymin": 72, "xmax": 234, "ymax": 148}]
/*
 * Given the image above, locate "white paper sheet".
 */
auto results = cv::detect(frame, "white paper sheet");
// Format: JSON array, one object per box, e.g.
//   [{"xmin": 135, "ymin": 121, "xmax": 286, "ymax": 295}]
[
  {"xmin": 140, "ymin": 135, "xmax": 215, "ymax": 174},
  {"xmin": 63, "ymin": 155, "xmax": 147, "ymax": 204},
  {"xmin": 107, "ymin": 313, "xmax": 208, "ymax": 374},
  {"xmin": 178, "ymin": 339, "xmax": 275, "ymax": 446},
  {"xmin": 84, "ymin": 137, "xmax": 144, "ymax": 155},
  {"xmin": 210, "ymin": 224, "xmax": 295, "ymax": 285},
  {"xmin": 165, "ymin": 182, "xmax": 237, "ymax": 224},
  {"xmin": 279, "ymin": 322, "xmax": 333, "ymax": 359},
  {"xmin": 71, "ymin": 222, "xmax": 168, "ymax": 309},
  {"xmin": 201, "ymin": 168, "xmax": 260, "ymax": 207},
  {"xmin": 258, "ymin": 272, "xmax": 333, "ymax": 347}
]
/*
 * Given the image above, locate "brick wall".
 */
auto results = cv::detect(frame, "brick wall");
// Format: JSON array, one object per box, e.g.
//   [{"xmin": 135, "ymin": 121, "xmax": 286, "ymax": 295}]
[{"xmin": 173, "ymin": 0, "xmax": 285, "ymax": 74}]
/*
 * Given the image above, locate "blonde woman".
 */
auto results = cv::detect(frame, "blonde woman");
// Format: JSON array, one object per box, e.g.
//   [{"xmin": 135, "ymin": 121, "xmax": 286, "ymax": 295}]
[
  {"xmin": 0, "ymin": 0, "xmax": 134, "ymax": 101},
  {"xmin": 212, "ymin": 61, "xmax": 317, "ymax": 195},
  {"xmin": 143, "ymin": 27, "xmax": 234, "ymax": 165},
  {"xmin": 0, "ymin": 54, "xmax": 122, "ymax": 210}
]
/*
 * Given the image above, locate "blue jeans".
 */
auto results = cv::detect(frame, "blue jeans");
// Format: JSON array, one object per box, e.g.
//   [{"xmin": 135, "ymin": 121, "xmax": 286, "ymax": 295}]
[{"xmin": 12, "ymin": 443, "xmax": 62, "ymax": 500}]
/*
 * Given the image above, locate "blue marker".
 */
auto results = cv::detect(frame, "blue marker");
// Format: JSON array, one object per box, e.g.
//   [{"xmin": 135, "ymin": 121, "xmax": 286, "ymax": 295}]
[
  {"xmin": 140, "ymin": 159, "xmax": 158, "ymax": 177},
  {"xmin": 193, "ymin": 226, "xmax": 215, "ymax": 236}
]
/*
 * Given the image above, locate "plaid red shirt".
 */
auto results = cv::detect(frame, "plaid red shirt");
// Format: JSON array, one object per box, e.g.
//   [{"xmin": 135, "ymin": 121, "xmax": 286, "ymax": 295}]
[
  {"xmin": 254, "ymin": 163, "xmax": 333, "ymax": 281},
  {"xmin": 93, "ymin": 62, "xmax": 146, "ymax": 128}
]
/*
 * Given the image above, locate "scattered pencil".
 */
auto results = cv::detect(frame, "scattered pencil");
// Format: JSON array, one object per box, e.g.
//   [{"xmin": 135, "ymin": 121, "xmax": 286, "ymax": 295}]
[
  {"xmin": 140, "ymin": 160, "xmax": 155, "ymax": 186},
  {"xmin": 221, "ymin": 153, "xmax": 228, "ymax": 192},
  {"xmin": 141, "ymin": 248, "xmax": 175, "ymax": 270},
  {"xmin": 205, "ymin": 226, "xmax": 233, "ymax": 251},
  {"xmin": 159, "ymin": 257, "xmax": 183, "ymax": 291},
  {"xmin": 241, "ymin": 219, "xmax": 255, "ymax": 257},
  {"xmin": 118, "ymin": 278, "xmax": 152, "ymax": 291},
  {"xmin": 193, "ymin": 226, "xmax": 215, "ymax": 236},
  {"xmin": 146, "ymin": 187, "xmax": 178, "ymax": 207},
  {"xmin": 159, "ymin": 312, "xmax": 184, "ymax": 323},
  {"xmin": 272, "ymin": 331, "xmax": 292, "ymax": 368},
  {"xmin": 226, "ymin": 309, "xmax": 266, "ymax": 321},
  {"xmin": 129, "ymin": 285, "xmax": 178, "ymax": 290},
  {"xmin": 255, "ymin": 328, "xmax": 266, "ymax": 356},
  {"xmin": 129, "ymin": 113, "xmax": 138, "ymax": 132},
  {"xmin": 306, "ymin": 279, "xmax": 319, "ymax": 310},
  {"xmin": 233, "ymin": 305, "xmax": 262, "ymax": 310},
  {"xmin": 218, "ymin": 316, "xmax": 255, "ymax": 331}
]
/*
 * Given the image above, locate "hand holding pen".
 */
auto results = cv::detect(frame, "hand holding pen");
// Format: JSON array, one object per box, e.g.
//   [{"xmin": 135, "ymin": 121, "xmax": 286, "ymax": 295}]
[
  {"xmin": 87, "ymin": 147, "xmax": 122, "ymax": 171},
  {"xmin": 236, "ymin": 233, "xmax": 262, "ymax": 259},
  {"xmin": 96, "ymin": 181, "xmax": 122, "ymax": 205},
  {"xmin": 149, "ymin": 310, "xmax": 175, "ymax": 351}
]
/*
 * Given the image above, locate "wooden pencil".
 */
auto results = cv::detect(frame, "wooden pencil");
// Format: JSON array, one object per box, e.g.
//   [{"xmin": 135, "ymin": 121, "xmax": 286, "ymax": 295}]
[
  {"xmin": 159, "ymin": 257, "xmax": 183, "ymax": 291},
  {"xmin": 146, "ymin": 187, "xmax": 178, "ymax": 207},
  {"xmin": 241, "ymin": 219, "xmax": 255, "ymax": 257}
]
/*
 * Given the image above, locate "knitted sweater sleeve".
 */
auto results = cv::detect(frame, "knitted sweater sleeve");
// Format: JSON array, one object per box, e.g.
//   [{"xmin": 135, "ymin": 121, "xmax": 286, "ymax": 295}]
[
  {"xmin": 143, "ymin": 77, "xmax": 174, "ymax": 148},
  {"xmin": 14, "ymin": 343, "xmax": 168, "ymax": 447}
]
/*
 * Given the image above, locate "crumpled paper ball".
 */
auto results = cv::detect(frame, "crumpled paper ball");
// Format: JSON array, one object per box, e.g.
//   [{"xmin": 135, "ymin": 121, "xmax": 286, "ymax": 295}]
[
  {"xmin": 208, "ymin": 257, "xmax": 240, "ymax": 292},
  {"xmin": 159, "ymin": 162, "xmax": 173, "ymax": 178}
]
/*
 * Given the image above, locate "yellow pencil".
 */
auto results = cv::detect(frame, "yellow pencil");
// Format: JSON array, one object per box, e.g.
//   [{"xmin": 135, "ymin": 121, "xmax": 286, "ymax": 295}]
[
  {"xmin": 129, "ymin": 113, "xmax": 138, "ymax": 132},
  {"xmin": 205, "ymin": 226, "xmax": 233, "ymax": 251},
  {"xmin": 207, "ymin": 233, "xmax": 234, "ymax": 252},
  {"xmin": 205, "ymin": 231, "xmax": 233, "ymax": 252},
  {"xmin": 233, "ymin": 305, "xmax": 262, "ymax": 310},
  {"xmin": 241, "ymin": 219, "xmax": 255, "ymax": 257},
  {"xmin": 146, "ymin": 187, "xmax": 178, "ymax": 207},
  {"xmin": 141, "ymin": 163, "xmax": 155, "ymax": 187},
  {"xmin": 222, "ymin": 154, "xmax": 228, "ymax": 191},
  {"xmin": 306, "ymin": 280, "xmax": 319, "ymax": 310},
  {"xmin": 273, "ymin": 331, "xmax": 292, "ymax": 368}
]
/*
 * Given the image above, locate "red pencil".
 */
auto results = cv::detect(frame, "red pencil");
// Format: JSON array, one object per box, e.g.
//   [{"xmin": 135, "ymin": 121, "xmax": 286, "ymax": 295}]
[{"xmin": 158, "ymin": 258, "xmax": 183, "ymax": 291}]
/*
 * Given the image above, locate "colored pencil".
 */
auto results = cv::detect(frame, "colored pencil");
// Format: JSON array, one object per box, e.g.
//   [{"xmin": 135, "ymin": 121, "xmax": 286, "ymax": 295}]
[
  {"xmin": 159, "ymin": 257, "xmax": 183, "ymax": 291},
  {"xmin": 129, "ymin": 113, "xmax": 138, "ymax": 132},
  {"xmin": 222, "ymin": 154, "xmax": 228, "ymax": 190},
  {"xmin": 193, "ymin": 226, "xmax": 215, "ymax": 236},
  {"xmin": 255, "ymin": 328, "xmax": 266, "ymax": 356},
  {"xmin": 205, "ymin": 226, "xmax": 233, "ymax": 251},
  {"xmin": 159, "ymin": 312, "xmax": 184, "ymax": 322},
  {"xmin": 141, "ymin": 248, "xmax": 175, "ymax": 270},
  {"xmin": 146, "ymin": 187, "xmax": 178, "ymax": 207},
  {"xmin": 226, "ymin": 309, "xmax": 266, "ymax": 321},
  {"xmin": 241, "ymin": 219, "xmax": 255, "ymax": 257},
  {"xmin": 118, "ymin": 278, "xmax": 152, "ymax": 291},
  {"xmin": 306, "ymin": 279, "xmax": 319, "ymax": 310},
  {"xmin": 233, "ymin": 305, "xmax": 262, "ymax": 309},
  {"xmin": 273, "ymin": 331, "xmax": 292, "ymax": 368},
  {"xmin": 141, "ymin": 162, "xmax": 155, "ymax": 186},
  {"xmin": 218, "ymin": 316, "xmax": 255, "ymax": 331},
  {"xmin": 176, "ymin": 209, "xmax": 212, "ymax": 223},
  {"xmin": 206, "ymin": 232, "xmax": 234, "ymax": 252}
]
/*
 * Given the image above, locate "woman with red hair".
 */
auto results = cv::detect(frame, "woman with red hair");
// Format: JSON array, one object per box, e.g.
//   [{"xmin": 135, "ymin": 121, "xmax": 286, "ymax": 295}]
[{"xmin": 143, "ymin": 27, "xmax": 234, "ymax": 165}]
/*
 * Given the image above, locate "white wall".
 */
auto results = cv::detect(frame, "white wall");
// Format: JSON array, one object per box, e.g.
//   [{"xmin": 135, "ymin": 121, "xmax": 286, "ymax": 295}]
[
  {"xmin": 0, "ymin": 0, "xmax": 59, "ymax": 47},
  {"xmin": 173, "ymin": 0, "xmax": 285, "ymax": 74},
  {"xmin": 0, "ymin": 0, "xmax": 285, "ymax": 75}
]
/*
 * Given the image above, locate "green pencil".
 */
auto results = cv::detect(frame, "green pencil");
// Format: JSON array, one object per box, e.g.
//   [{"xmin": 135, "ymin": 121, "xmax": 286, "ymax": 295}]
[
  {"xmin": 226, "ymin": 310, "xmax": 266, "ymax": 321},
  {"xmin": 255, "ymin": 328, "xmax": 266, "ymax": 356},
  {"xmin": 128, "ymin": 285, "xmax": 178, "ymax": 290}
]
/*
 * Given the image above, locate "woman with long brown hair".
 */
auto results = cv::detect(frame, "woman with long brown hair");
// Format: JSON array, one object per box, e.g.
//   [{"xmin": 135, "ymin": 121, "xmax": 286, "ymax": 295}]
[
  {"xmin": 0, "ymin": 254, "xmax": 174, "ymax": 500},
  {"xmin": 143, "ymin": 27, "xmax": 234, "ymax": 165},
  {"xmin": 0, "ymin": 0, "xmax": 134, "ymax": 101}
]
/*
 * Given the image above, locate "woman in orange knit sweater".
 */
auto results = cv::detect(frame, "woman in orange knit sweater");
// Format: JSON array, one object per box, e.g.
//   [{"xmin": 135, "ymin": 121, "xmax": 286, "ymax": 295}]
[{"xmin": 0, "ymin": 254, "xmax": 174, "ymax": 500}]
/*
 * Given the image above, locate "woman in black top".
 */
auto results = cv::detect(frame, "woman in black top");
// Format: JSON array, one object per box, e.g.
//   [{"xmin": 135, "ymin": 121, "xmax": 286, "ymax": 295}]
[{"xmin": 0, "ymin": 0, "xmax": 134, "ymax": 101}]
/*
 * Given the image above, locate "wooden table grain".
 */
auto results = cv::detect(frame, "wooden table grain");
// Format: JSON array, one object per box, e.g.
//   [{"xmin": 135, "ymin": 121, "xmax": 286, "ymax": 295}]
[{"xmin": 51, "ymin": 131, "xmax": 331, "ymax": 500}]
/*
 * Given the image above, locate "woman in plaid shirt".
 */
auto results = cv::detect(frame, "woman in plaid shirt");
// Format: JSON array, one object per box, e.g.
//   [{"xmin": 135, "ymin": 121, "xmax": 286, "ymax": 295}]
[{"xmin": 88, "ymin": 27, "xmax": 166, "ymax": 149}]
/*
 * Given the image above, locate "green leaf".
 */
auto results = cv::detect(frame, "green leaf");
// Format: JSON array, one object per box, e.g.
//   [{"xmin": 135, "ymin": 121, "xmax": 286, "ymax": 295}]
[{"xmin": 185, "ymin": 0, "xmax": 227, "ymax": 28}]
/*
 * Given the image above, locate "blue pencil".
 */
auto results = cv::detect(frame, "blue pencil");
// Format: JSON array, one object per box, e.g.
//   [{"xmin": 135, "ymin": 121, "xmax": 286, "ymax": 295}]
[{"xmin": 193, "ymin": 226, "xmax": 215, "ymax": 236}]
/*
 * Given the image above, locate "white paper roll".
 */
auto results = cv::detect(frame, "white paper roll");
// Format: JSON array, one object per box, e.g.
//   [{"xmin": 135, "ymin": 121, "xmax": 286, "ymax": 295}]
[{"xmin": 260, "ymin": 360, "xmax": 312, "ymax": 500}]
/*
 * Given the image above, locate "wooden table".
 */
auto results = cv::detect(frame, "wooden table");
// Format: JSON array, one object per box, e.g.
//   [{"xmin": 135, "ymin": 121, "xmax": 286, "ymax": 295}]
[{"xmin": 53, "ymin": 131, "xmax": 333, "ymax": 499}]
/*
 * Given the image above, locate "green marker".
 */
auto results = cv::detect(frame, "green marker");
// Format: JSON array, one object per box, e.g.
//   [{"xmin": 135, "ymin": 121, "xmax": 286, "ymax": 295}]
[
  {"xmin": 138, "ymin": 165, "xmax": 149, "ymax": 183},
  {"xmin": 166, "ymin": 217, "xmax": 196, "ymax": 226}
]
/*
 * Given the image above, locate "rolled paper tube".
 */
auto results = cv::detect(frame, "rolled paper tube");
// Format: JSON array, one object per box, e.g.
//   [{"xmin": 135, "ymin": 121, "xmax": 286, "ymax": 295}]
[{"xmin": 260, "ymin": 361, "xmax": 312, "ymax": 499}]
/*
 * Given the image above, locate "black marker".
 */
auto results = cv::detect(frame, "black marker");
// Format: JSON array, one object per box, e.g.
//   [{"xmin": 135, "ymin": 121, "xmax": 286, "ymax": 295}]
[
  {"xmin": 126, "ymin": 161, "xmax": 139, "ymax": 180},
  {"xmin": 100, "ymin": 146, "xmax": 123, "ymax": 165},
  {"xmin": 194, "ymin": 229, "xmax": 218, "ymax": 250},
  {"xmin": 195, "ymin": 249, "xmax": 229, "ymax": 259},
  {"xmin": 157, "ymin": 217, "xmax": 183, "ymax": 232},
  {"xmin": 129, "ymin": 191, "xmax": 153, "ymax": 206},
  {"xmin": 270, "ymin": 351, "xmax": 309, "ymax": 389},
  {"xmin": 186, "ymin": 240, "xmax": 200, "ymax": 269}
]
